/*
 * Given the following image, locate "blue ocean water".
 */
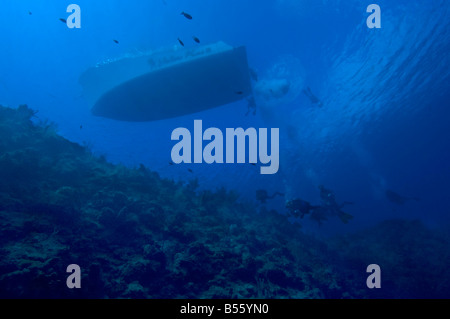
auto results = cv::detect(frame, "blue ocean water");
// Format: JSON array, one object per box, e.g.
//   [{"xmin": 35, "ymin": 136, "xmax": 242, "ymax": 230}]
[{"xmin": 0, "ymin": 0, "xmax": 449, "ymax": 299}]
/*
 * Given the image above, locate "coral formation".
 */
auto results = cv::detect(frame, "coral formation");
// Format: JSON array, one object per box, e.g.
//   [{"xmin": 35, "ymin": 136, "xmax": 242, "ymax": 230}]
[{"xmin": 0, "ymin": 105, "xmax": 449, "ymax": 298}]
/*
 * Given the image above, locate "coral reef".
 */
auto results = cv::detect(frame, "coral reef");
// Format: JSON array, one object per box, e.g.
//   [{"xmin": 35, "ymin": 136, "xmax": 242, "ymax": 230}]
[
  {"xmin": 0, "ymin": 105, "xmax": 449, "ymax": 298},
  {"xmin": 329, "ymin": 219, "xmax": 450, "ymax": 298}
]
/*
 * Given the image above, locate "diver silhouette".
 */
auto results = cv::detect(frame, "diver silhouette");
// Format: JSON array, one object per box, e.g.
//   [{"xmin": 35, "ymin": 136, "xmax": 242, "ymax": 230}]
[
  {"xmin": 302, "ymin": 87, "xmax": 323, "ymax": 107},
  {"xmin": 285, "ymin": 185, "xmax": 354, "ymax": 225},
  {"xmin": 318, "ymin": 185, "xmax": 353, "ymax": 223}
]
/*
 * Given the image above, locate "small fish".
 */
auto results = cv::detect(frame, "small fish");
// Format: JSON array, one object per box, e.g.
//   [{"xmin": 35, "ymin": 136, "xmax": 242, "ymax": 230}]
[
  {"xmin": 181, "ymin": 12, "xmax": 193, "ymax": 20},
  {"xmin": 177, "ymin": 38, "xmax": 185, "ymax": 47},
  {"xmin": 80, "ymin": 125, "xmax": 83, "ymax": 130},
  {"xmin": 113, "ymin": 39, "xmax": 119, "ymax": 44},
  {"xmin": 28, "ymin": 11, "xmax": 32, "ymax": 15},
  {"xmin": 235, "ymin": 91, "xmax": 244, "ymax": 95},
  {"xmin": 169, "ymin": 161, "xmax": 175, "ymax": 166},
  {"xmin": 192, "ymin": 36, "xmax": 200, "ymax": 44},
  {"xmin": 188, "ymin": 168, "xmax": 193, "ymax": 173},
  {"xmin": 59, "ymin": 18, "xmax": 67, "ymax": 24}
]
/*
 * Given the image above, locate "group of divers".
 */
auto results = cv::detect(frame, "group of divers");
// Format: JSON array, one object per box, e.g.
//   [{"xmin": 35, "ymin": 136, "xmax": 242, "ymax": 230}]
[
  {"xmin": 257, "ymin": 186, "xmax": 419, "ymax": 226},
  {"xmin": 256, "ymin": 185, "xmax": 354, "ymax": 225}
]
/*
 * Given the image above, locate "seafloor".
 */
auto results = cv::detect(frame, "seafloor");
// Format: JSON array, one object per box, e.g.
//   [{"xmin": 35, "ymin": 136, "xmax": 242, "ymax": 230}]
[{"xmin": 0, "ymin": 105, "xmax": 449, "ymax": 299}]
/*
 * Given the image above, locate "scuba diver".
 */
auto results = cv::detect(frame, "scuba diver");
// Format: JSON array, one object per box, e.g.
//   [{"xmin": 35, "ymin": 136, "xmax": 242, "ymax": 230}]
[
  {"xmin": 245, "ymin": 96, "xmax": 257, "ymax": 116},
  {"xmin": 285, "ymin": 185, "xmax": 354, "ymax": 225},
  {"xmin": 318, "ymin": 185, "xmax": 354, "ymax": 223},
  {"xmin": 245, "ymin": 67, "xmax": 258, "ymax": 116},
  {"xmin": 302, "ymin": 87, "xmax": 323, "ymax": 107},
  {"xmin": 285, "ymin": 198, "xmax": 329, "ymax": 225},
  {"xmin": 256, "ymin": 189, "xmax": 284, "ymax": 204},
  {"xmin": 286, "ymin": 198, "xmax": 318, "ymax": 218},
  {"xmin": 385, "ymin": 189, "xmax": 420, "ymax": 205}
]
